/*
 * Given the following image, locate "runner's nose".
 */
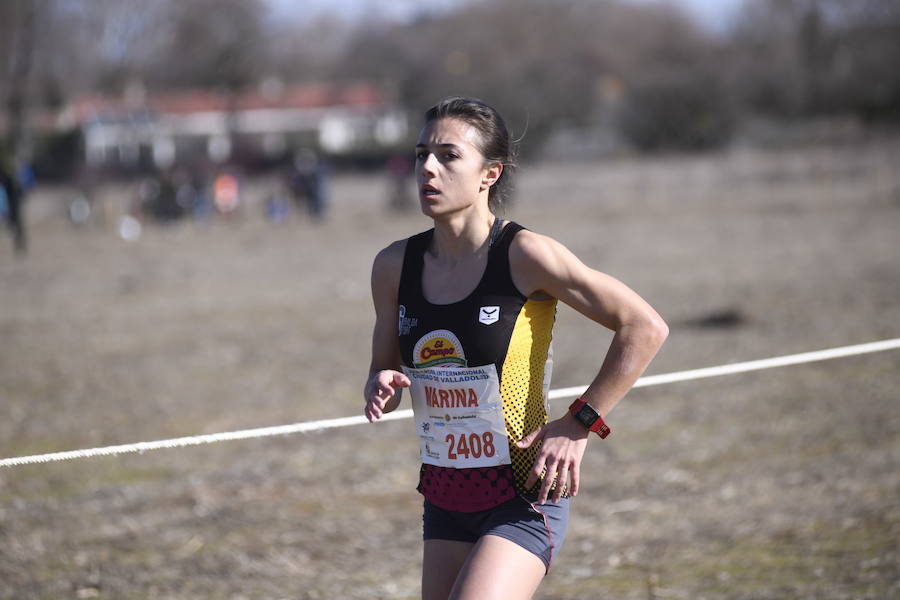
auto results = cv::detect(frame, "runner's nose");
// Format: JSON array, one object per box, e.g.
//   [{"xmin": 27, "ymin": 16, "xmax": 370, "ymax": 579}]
[{"xmin": 420, "ymin": 153, "xmax": 439, "ymax": 177}]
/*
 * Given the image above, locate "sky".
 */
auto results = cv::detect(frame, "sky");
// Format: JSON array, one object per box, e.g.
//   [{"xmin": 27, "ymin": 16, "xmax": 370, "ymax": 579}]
[
  {"xmin": 654, "ymin": 0, "xmax": 745, "ymax": 31},
  {"xmin": 269, "ymin": 0, "xmax": 746, "ymax": 32}
]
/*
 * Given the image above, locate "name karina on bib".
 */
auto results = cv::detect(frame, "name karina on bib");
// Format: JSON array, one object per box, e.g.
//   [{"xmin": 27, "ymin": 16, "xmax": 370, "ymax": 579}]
[{"xmin": 425, "ymin": 386, "xmax": 479, "ymax": 408}]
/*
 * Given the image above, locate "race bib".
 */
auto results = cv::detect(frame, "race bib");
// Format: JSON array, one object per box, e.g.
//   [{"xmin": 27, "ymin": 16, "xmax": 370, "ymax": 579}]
[{"xmin": 402, "ymin": 364, "xmax": 511, "ymax": 468}]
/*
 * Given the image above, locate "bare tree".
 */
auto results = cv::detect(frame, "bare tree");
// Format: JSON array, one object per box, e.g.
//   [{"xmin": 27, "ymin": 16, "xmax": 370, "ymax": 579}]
[
  {"xmin": 4, "ymin": 0, "xmax": 37, "ymax": 158},
  {"xmin": 728, "ymin": 0, "xmax": 900, "ymax": 120},
  {"xmin": 341, "ymin": 0, "xmax": 718, "ymax": 150},
  {"xmin": 143, "ymin": 0, "xmax": 268, "ymax": 92}
]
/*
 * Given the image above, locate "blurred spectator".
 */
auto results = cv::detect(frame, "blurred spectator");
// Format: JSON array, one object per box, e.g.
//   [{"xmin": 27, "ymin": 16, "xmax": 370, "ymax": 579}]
[
  {"xmin": 66, "ymin": 166, "xmax": 103, "ymax": 229},
  {"xmin": 190, "ymin": 163, "xmax": 214, "ymax": 221},
  {"xmin": 138, "ymin": 171, "xmax": 183, "ymax": 223},
  {"xmin": 289, "ymin": 149, "xmax": 329, "ymax": 221},
  {"xmin": 67, "ymin": 191, "xmax": 92, "ymax": 227},
  {"xmin": 154, "ymin": 170, "xmax": 181, "ymax": 222},
  {"xmin": 136, "ymin": 177, "xmax": 160, "ymax": 220},
  {"xmin": 386, "ymin": 153, "xmax": 413, "ymax": 212},
  {"xmin": 16, "ymin": 159, "xmax": 35, "ymax": 194},
  {"xmin": 265, "ymin": 188, "xmax": 291, "ymax": 224},
  {"xmin": 213, "ymin": 172, "xmax": 241, "ymax": 216},
  {"xmin": 174, "ymin": 168, "xmax": 198, "ymax": 215},
  {"xmin": 0, "ymin": 151, "xmax": 26, "ymax": 256}
]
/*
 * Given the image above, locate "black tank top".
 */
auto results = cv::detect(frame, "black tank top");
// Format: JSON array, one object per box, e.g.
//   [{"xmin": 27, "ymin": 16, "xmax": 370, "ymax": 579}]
[{"xmin": 398, "ymin": 221, "xmax": 558, "ymax": 511}]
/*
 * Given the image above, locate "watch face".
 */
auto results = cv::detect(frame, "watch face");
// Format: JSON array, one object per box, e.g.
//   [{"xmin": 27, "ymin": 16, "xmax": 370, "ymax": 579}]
[{"xmin": 576, "ymin": 404, "xmax": 598, "ymax": 428}]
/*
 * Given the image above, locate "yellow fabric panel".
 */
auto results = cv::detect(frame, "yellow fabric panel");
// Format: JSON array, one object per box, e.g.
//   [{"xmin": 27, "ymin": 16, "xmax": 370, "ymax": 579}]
[{"xmin": 500, "ymin": 297, "xmax": 557, "ymax": 493}]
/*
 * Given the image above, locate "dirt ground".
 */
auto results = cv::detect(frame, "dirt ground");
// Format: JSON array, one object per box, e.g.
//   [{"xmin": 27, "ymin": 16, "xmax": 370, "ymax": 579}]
[{"xmin": 1, "ymin": 137, "xmax": 899, "ymax": 599}]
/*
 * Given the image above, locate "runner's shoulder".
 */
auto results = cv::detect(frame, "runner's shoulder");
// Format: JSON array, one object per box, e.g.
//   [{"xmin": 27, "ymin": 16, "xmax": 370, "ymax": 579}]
[
  {"xmin": 372, "ymin": 238, "xmax": 407, "ymax": 285},
  {"xmin": 509, "ymin": 228, "xmax": 569, "ymax": 271}
]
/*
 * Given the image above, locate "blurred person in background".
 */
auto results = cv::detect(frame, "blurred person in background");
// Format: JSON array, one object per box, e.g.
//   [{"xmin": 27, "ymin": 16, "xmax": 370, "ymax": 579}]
[
  {"xmin": 265, "ymin": 179, "xmax": 291, "ymax": 224},
  {"xmin": 288, "ymin": 149, "xmax": 329, "ymax": 221},
  {"xmin": 213, "ymin": 171, "xmax": 241, "ymax": 217},
  {"xmin": 189, "ymin": 160, "xmax": 214, "ymax": 222},
  {"xmin": 0, "ymin": 150, "xmax": 26, "ymax": 256},
  {"xmin": 364, "ymin": 97, "xmax": 668, "ymax": 599},
  {"xmin": 151, "ymin": 170, "xmax": 182, "ymax": 223},
  {"xmin": 386, "ymin": 152, "xmax": 414, "ymax": 212}
]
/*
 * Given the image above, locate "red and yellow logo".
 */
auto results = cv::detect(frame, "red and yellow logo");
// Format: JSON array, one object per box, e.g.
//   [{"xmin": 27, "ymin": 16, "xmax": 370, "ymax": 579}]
[{"xmin": 413, "ymin": 329, "xmax": 467, "ymax": 368}]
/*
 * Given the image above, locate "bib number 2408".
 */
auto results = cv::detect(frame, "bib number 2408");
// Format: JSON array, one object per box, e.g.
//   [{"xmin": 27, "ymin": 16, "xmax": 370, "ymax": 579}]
[{"xmin": 445, "ymin": 431, "xmax": 496, "ymax": 460}]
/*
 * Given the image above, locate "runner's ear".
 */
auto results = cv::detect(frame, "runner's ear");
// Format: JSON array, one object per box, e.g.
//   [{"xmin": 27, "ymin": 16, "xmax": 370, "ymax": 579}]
[{"xmin": 481, "ymin": 162, "xmax": 503, "ymax": 188}]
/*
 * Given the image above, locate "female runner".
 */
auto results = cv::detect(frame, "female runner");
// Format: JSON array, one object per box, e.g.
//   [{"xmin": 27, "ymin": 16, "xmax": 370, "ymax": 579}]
[{"xmin": 364, "ymin": 97, "xmax": 668, "ymax": 600}]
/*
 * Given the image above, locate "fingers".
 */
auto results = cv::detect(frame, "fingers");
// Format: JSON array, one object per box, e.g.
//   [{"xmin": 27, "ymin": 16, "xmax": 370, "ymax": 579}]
[
  {"xmin": 537, "ymin": 458, "xmax": 560, "ymax": 504},
  {"xmin": 364, "ymin": 370, "xmax": 407, "ymax": 422},
  {"xmin": 375, "ymin": 370, "xmax": 409, "ymax": 396},
  {"xmin": 365, "ymin": 381, "xmax": 391, "ymax": 422},
  {"xmin": 521, "ymin": 424, "xmax": 548, "ymax": 491},
  {"xmin": 524, "ymin": 419, "xmax": 588, "ymax": 503},
  {"xmin": 524, "ymin": 452, "xmax": 545, "ymax": 492},
  {"xmin": 536, "ymin": 457, "xmax": 579, "ymax": 504},
  {"xmin": 567, "ymin": 459, "xmax": 580, "ymax": 498},
  {"xmin": 375, "ymin": 378, "xmax": 395, "ymax": 400},
  {"xmin": 365, "ymin": 394, "xmax": 386, "ymax": 422},
  {"xmin": 551, "ymin": 463, "xmax": 569, "ymax": 503},
  {"xmin": 516, "ymin": 424, "xmax": 546, "ymax": 450},
  {"xmin": 391, "ymin": 372, "xmax": 411, "ymax": 388},
  {"xmin": 552, "ymin": 459, "xmax": 581, "ymax": 502}
]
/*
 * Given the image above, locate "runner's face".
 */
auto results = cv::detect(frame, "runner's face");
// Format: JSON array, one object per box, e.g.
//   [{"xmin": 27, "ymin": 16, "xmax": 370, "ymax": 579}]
[{"xmin": 415, "ymin": 118, "xmax": 493, "ymax": 218}]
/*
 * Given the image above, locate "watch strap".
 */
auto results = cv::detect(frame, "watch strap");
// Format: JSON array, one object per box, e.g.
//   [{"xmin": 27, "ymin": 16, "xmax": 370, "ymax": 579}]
[{"xmin": 568, "ymin": 398, "xmax": 611, "ymax": 438}]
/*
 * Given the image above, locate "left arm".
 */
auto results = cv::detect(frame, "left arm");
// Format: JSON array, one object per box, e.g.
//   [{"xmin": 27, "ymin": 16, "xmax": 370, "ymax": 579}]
[{"xmin": 510, "ymin": 231, "xmax": 669, "ymax": 503}]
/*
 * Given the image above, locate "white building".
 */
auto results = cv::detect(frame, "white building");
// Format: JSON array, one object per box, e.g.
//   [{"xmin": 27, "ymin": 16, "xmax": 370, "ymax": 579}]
[{"xmin": 65, "ymin": 82, "xmax": 407, "ymax": 169}]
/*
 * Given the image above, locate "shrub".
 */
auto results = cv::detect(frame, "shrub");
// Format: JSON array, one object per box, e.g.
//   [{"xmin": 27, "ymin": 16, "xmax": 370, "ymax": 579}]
[{"xmin": 618, "ymin": 70, "xmax": 736, "ymax": 152}]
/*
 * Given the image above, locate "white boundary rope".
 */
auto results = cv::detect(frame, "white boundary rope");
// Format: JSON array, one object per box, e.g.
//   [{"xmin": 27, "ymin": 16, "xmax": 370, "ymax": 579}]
[{"xmin": 2, "ymin": 337, "xmax": 898, "ymax": 468}]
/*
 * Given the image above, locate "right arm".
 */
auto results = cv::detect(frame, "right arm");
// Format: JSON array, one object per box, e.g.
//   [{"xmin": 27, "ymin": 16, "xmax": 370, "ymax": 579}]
[{"xmin": 364, "ymin": 240, "xmax": 411, "ymax": 422}]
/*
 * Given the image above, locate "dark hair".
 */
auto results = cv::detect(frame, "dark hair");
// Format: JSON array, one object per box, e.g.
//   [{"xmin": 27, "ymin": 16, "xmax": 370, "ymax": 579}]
[{"xmin": 424, "ymin": 97, "xmax": 516, "ymax": 212}]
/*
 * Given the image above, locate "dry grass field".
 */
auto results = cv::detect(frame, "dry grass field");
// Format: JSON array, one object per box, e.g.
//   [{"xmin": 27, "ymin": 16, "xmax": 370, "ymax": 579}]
[{"xmin": 1, "ymin": 137, "xmax": 899, "ymax": 599}]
